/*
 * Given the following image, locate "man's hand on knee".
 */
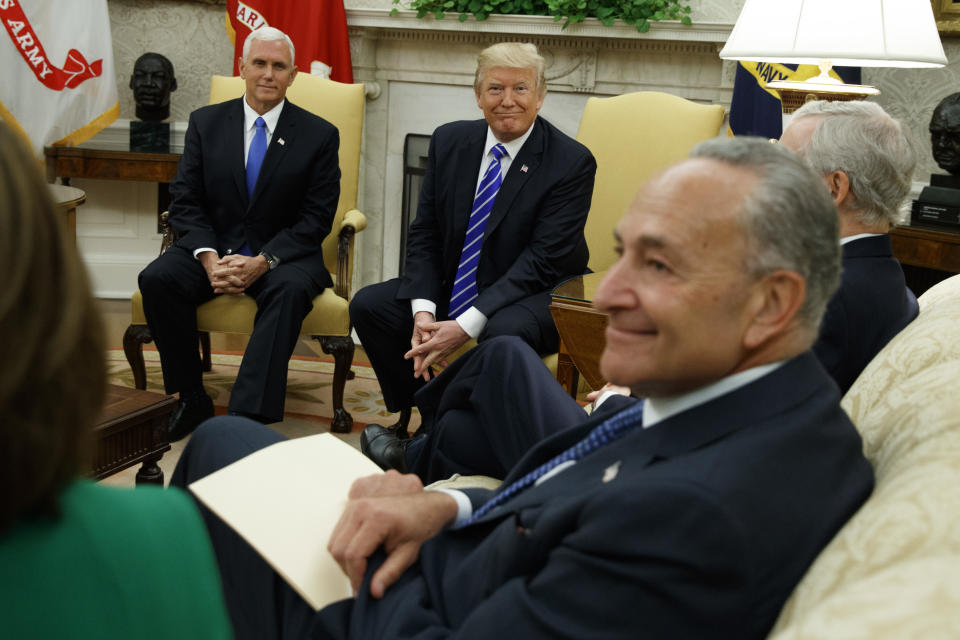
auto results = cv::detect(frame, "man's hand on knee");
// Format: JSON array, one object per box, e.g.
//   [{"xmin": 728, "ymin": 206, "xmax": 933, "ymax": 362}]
[
  {"xmin": 328, "ymin": 470, "xmax": 457, "ymax": 598},
  {"xmin": 405, "ymin": 320, "xmax": 470, "ymax": 376},
  {"xmin": 210, "ymin": 254, "xmax": 268, "ymax": 294}
]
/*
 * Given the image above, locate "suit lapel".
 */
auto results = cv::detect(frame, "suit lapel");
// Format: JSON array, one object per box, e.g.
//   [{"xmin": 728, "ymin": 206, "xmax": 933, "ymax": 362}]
[
  {"xmin": 477, "ymin": 352, "xmax": 834, "ymax": 524},
  {"xmin": 451, "ymin": 122, "xmax": 488, "ymax": 245},
  {"xmin": 228, "ymin": 99, "xmax": 247, "ymax": 205},
  {"xmin": 248, "ymin": 101, "xmax": 295, "ymax": 211},
  {"xmin": 485, "ymin": 118, "xmax": 544, "ymax": 237}
]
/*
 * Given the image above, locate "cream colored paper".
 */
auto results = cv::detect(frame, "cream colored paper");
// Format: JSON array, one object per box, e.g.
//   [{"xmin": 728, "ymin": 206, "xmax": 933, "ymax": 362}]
[{"xmin": 188, "ymin": 433, "xmax": 382, "ymax": 611}]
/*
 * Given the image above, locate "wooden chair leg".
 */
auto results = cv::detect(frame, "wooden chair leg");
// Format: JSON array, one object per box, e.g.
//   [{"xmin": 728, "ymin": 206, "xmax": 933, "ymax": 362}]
[
  {"xmin": 319, "ymin": 335, "xmax": 354, "ymax": 434},
  {"xmin": 199, "ymin": 331, "xmax": 212, "ymax": 372},
  {"xmin": 122, "ymin": 324, "xmax": 153, "ymax": 390}
]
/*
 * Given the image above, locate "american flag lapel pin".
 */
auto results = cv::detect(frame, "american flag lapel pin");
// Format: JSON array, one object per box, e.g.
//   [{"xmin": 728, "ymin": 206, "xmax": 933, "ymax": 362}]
[
  {"xmin": 277, "ymin": 138, "xmax": 285, "ymax": 146},
  {"xmin": 520, "ymin": 164, "xmax": 528, "ymax": 173}
]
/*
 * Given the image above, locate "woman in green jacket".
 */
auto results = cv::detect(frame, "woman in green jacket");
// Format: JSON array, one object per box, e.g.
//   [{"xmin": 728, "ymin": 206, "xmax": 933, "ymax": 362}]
[{"xmin": 0, "ymin": 121, "xmax": 232, "ymax": 640}]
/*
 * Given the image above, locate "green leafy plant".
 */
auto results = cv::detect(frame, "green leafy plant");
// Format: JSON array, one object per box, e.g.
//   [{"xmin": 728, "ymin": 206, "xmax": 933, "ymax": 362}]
[{"xmin": 391, "ymin": 0, "xmax": 692, "ymax": 32}]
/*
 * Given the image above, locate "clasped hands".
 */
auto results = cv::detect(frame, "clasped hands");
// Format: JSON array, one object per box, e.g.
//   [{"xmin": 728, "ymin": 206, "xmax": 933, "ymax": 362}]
[
  {"xmin": 328, "ymin": 470, "xmax": 458, "ymax": 598},
  {"xmin": 404, "ymin": 311, "xmax": 470, "ymax": 381},
  {"xmin": 200, "ymin": 252, "xmax": 269, "ymax": 295}
]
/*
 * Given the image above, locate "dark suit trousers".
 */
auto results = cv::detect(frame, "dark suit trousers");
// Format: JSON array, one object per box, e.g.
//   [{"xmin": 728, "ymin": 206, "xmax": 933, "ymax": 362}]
[
  {"xmin": 407, "ymin": 335, "xmax": 587, "ymax": 483},
  {"xmin": 172, "ymin": 417, "xmax": 434, "ymax": 640},
  {"xmin": 170, "ymin": 417, "xmax": 321, "ymax": 640},
  {"xmin": 139, "ymin": 246, "xmax": 320, "ymax": 422},
  {"xmin": 349, "ymin": 279, "xmax": 561, "ymax": 413}
]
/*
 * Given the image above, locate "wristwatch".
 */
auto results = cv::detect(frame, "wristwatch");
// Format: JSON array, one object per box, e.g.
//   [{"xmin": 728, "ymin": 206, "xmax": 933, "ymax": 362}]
[{"xmin": 259, "ymin": 251, "xmax": 279, "ymax": 271}]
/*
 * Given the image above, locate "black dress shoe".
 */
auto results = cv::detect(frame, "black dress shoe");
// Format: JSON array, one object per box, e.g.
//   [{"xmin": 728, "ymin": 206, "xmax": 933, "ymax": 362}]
[
  {"xmin": 361, "ymin": 424, "xmax": 409, "ymax": 472},
  {"xmin": 167, "ymin": 393, "xmax": 215, "ymax": 442}
]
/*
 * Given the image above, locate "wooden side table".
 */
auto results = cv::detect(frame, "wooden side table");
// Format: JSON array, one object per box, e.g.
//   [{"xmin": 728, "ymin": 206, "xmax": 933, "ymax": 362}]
[
  {"xmin": 889, "ymin": 224, "xmax": 960, "ymax": 296},
  {"xmin": 549, "ymin": 272, "xmax": 609, "ymax": 397},
  {"xmin": 889, "ymin": 224, "xmax": 960, "ymax": 272},
  {"xmin": 44, "ymin": 131, "xmax": 183, "ymax": 227},
  {"xmin": 48, "ymin": 184, "xmax": 86, "ymax": 236},
  {"xmin": 93, "ymin": 385, "xmax": 176, "ymax": 485}
]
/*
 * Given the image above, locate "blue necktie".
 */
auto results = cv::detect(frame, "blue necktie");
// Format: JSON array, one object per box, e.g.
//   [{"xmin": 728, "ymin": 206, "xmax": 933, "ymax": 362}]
[
  {"xmin": 246, "ymin": 116, "xmax": 267, "ymax": 199},
  {"xmin": 464, "ymin": 400, "xmax": 645, "ymax": 526},
  {"xmin": 448, "ymin": 143, "xmax": 507, "ymax": 319}
]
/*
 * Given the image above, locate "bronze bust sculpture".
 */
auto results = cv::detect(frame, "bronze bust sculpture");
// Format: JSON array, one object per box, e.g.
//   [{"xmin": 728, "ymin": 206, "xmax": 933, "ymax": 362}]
[
  {"xmin": 130, "ymin": 53, "xmax": 177, "ymax": 122},
  {"xmin": 930, "ymin": 93, "xmax": 960, "ymax": 176}
]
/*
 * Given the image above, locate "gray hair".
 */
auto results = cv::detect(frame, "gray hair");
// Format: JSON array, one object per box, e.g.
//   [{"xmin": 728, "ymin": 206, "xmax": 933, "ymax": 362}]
[
  {"xmin": 690, "ymin": 137, "xmax": 841, "ymax": 338},
  {"xmin": 474, "ymin": 42, "xmax": 546, "ymax": 97},
  {"xmin": 790, "ymin": 100, "xmax": 915, "ymax": 227},
  {"xmin": 241, "ymin": 26, "xmax": 296, "ymax": 67}
]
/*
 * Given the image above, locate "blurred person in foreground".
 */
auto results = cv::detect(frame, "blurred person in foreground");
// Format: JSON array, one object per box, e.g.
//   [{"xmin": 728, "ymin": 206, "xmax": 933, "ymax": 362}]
[{"xmin": 0, "ymin": 122, "xmax": 231, "ymax": 639}]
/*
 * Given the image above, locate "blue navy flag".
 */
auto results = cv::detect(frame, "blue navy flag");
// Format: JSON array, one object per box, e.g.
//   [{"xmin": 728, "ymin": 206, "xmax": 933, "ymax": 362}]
[{"xmin": 729, "ymin": 62, "xmax": 861, "ymax": 139}]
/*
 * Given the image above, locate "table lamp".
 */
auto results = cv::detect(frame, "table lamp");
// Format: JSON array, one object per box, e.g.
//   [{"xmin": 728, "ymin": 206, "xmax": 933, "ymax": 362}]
[{"xmin": 719, "ymin": 0, "xmax": 947, "ymax": 113}]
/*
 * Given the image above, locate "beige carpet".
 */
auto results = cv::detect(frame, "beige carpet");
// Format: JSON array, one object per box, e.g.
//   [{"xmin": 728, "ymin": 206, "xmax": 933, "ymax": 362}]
[
  {"xmin": 106, "ymin": 348, "xmax": 420, "ymax": 429},
  {"xmin": 101, "ymin": 348, "xmax": 420, "ymax": 488}
]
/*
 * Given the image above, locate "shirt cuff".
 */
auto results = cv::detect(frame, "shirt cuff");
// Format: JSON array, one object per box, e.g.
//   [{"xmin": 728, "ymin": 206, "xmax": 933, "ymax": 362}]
[
  {"xmin": 193, "ymin": 247, "xmax": 217, "ymax": 259},
  {"xmin": 455, "ymin": 306, "xmax": 488, "ymax": 339},
  {"xmin": 411, "ymin": 299, "xmax": 437, "ymax": 318},
  {"xmin": 593, "ymin": 388, "xmax": 622, "ymax": 410},
  {"xmin": 426, "ymin": 488, "xmax": 473, "ymax": 528}
]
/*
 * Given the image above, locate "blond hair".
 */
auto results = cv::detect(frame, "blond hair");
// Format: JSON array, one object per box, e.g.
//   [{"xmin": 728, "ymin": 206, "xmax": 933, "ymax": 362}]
[{"xmin": 474, "ymin": 42, "xmax": 546, "ymax": 97}]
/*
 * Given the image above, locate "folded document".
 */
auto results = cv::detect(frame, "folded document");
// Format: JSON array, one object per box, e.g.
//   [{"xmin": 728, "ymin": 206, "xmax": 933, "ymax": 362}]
[{"xmin": 189, "ymin": 433, "xmax": 382, "ymax": 610}]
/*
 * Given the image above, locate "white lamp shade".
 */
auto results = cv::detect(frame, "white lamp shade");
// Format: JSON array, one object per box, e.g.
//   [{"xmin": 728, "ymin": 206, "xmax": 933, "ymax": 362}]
[{"xmin": 720, "ymin": 0, "xmax": 947, "ymax": 68}]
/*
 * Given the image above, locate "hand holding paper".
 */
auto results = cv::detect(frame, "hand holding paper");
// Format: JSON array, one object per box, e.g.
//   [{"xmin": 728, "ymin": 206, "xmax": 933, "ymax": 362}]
[{"xmin": 328, "ymin": 471, "xmax": 459, "ymax": 598}]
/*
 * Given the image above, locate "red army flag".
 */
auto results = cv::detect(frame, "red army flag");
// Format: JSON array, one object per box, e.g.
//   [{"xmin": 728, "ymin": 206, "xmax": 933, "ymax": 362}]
[
  {"xmin": 226, "ymin": 0, "xmax": 353, "ymax": 84},
  {"xmin": 0, "ymin": 0, "xmax": 118, "ymax": 156}
]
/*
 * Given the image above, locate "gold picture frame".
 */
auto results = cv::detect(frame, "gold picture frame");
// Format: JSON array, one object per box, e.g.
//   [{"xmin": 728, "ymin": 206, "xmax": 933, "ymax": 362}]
[{"xmin": 933, "ymin": 0, "xmax": 960, "ymax": 34}]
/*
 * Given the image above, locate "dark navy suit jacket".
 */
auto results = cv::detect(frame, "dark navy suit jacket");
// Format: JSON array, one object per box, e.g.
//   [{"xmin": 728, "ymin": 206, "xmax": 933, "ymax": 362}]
[
  {"xmin": 168, "ymin": 97, "xmax": 340, "ymax": 290},
  {"xmin": 397, "ymin": 117, "xmax": 596, "ymax": 317},
  {"xmin": 814, "ymin": 234, "xmax": 918, "ymax": 394},
  {"xmin": 315, "ymin": 352, "xmax": 873, "ymax": 639}
]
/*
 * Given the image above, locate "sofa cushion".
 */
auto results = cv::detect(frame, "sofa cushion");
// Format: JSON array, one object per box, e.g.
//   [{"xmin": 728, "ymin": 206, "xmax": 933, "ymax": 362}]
[{"xmin": 769, "ymin": 274, "xmax": 960, "ymax": 637}]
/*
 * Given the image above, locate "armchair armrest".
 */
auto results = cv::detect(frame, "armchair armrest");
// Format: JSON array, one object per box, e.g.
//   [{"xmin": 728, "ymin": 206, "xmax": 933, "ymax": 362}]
[
  {"xmin": 335, "ymin": 209, "xmax": 366, "ymax": 299},
  {"xmin": 158, "ymin": 211, "xmax": 175, "ymax": 254},
  {"xmin": 340, "ymin": 208, "xmax": 366, "ymax": 234}
]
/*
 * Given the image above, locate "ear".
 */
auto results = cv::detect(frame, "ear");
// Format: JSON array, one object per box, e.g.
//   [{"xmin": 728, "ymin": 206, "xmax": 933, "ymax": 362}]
[
  {"xmin": 170, "ymin": 77, "xmax": 178, "ymax": 92},
  {"xmin": 238, "ymin": 57, "xmax": 246, "ymax": 78},
  {"xmin": 288, "ymin": 65, "xmax": 297, "ymax": 85},
  {"xmin": 824, "ymin": 170, "xmax": 852, "ymax": 209},
  {"xmin": 742, "ymin": 270, "xmax": 807, "ymax": 350}
]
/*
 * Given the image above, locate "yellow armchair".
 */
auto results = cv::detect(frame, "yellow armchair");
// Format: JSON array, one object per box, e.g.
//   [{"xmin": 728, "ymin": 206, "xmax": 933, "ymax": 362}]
[
  {"xmin": 576, "ymin": 91, "xmax": 725, "ymax": 273},
  {"xmin": 123, "ymin": 74, "xmax": 366, "ymax": 432},
  {"xmin": 548, "ymin": 91, "xmax": 725, "ymax": 394}
]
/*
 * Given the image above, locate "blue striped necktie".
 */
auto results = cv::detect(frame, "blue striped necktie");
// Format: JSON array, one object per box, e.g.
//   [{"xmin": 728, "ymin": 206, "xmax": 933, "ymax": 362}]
[
  {"xmin": 464, "ymin": 401, "xmax": 645, "ymax": 526},
  {"xmin": 448, "ymin": 143, "xmax": 507, "ymax": 319},
  {"xmin": 246, "ymin": 116, "xmax": 267, "ymax": 198}
]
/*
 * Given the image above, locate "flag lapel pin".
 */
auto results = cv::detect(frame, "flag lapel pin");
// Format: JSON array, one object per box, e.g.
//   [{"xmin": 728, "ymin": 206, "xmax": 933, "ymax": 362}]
[
  {"xmin": 277, "ymin": 138, "xmax": 286, "ymax": 146},
  {"xmin": 602, "ymin": 461, "xmax": 621, "ymax": 483},
  {"xmin": 520, "ymin": 164, "xmax": 528, "ymax": 173}
]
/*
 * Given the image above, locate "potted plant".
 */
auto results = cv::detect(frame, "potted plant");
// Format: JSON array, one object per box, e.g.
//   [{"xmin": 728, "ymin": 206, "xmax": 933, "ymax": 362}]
[{"xmin": 391, "ymin": 0, "xmax": 693, "ymax": 32}]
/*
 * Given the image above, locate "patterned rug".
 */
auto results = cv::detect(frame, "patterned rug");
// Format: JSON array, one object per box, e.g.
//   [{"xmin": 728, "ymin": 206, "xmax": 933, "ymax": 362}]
[{"xmin": 105, "ymin": 349, "xmax": 419, "ymax": 431}]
